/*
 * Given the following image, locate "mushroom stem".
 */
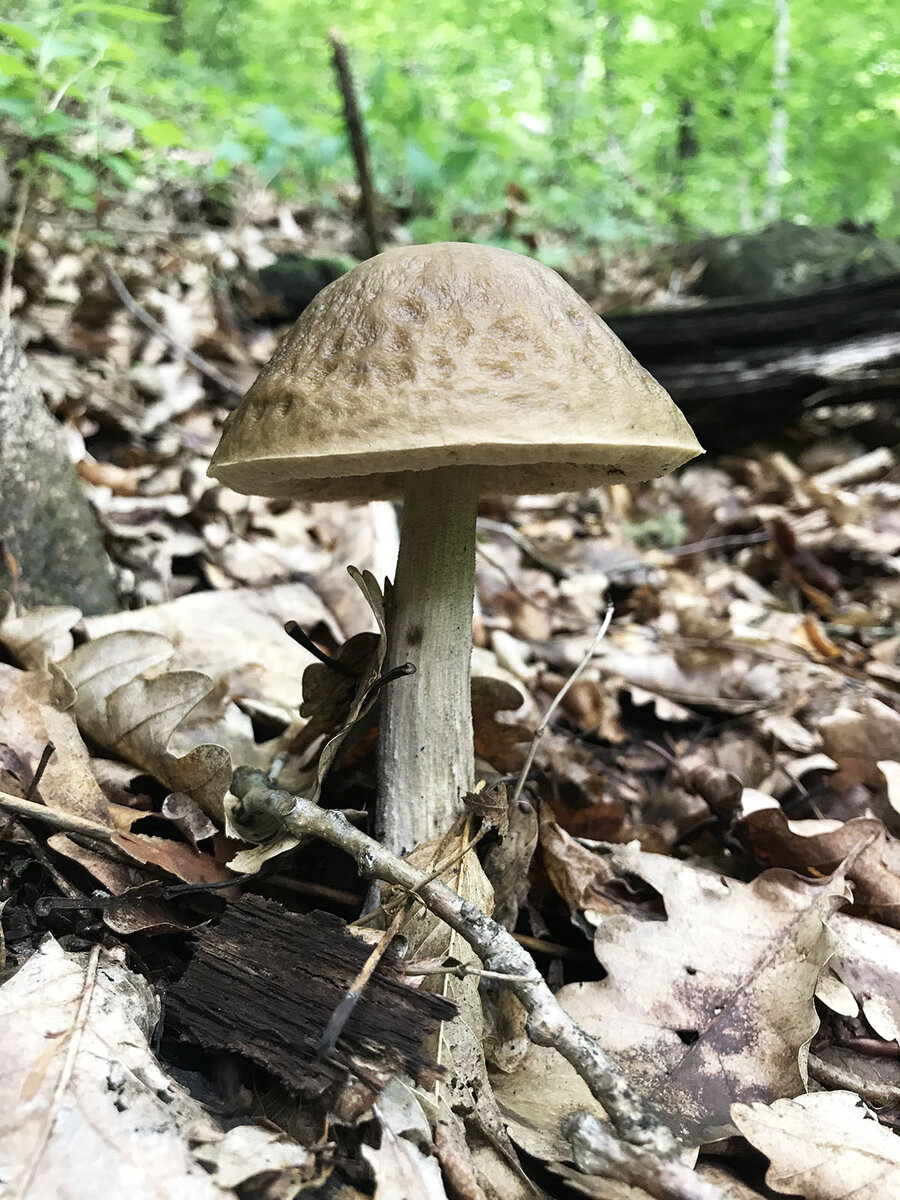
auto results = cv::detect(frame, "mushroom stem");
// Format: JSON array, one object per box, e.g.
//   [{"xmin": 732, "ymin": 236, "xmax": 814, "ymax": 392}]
[{"xmin": 377, "ymin": 466, "xmax": 480, "ymax": 853}]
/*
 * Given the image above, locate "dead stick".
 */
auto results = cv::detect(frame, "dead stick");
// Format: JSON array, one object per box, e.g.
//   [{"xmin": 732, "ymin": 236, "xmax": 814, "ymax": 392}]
[
  {"xmin": 98, "ymin": 256, "xmax": 243, "ymax": 396},
  {"xmin": 329, "ymin": 28, "xmax": 381, "ymax": 258},
  {"xmin": 231, "ymin": 789, "xmax": 721, "ymax": 1200},
  {"xmin": 0, "ymin": 790, "xmax": 115, "ymax": 843}
]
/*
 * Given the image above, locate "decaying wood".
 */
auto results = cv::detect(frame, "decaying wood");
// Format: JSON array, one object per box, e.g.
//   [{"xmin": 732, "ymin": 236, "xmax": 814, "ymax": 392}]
[
  {"xmin": 607, "ymin": 272, "xmax": 900, "ymax": 449},
  {"xmin": 166, "ymin": 897, "xmax": 455, "ymax": 1095}
]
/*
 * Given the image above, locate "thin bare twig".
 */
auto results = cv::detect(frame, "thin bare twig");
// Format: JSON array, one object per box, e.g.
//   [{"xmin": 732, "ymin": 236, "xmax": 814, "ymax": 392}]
[
  {"xmin": 98, "ymin": 256, "xmax": 243, "ymax": 396},
  {"xmin": 401, "ymin": 961, "xmax": 542, "ymax": 984},
  {"xmin": 509, "ymin": 603, "xmax": 614, "ymax": 809},
  {"xmin": 565, "ymin": 1112, "xmax": 720, "ymax": 1200},
  {"xmin": 317, "ymin": 904, "xmax": 407, "ymax": 1057},
  {"xmin": 0, "ymin": 790, "xmax": 115, "ymax": 844}
]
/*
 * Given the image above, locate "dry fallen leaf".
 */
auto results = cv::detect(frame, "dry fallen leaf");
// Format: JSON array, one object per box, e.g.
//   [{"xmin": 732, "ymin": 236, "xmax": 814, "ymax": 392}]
[
  {"xmin": 471, "ymin": 675, "xmax": 532, "ymax": 772},
  {"xmin": 825, "ymin": 912, "xmax": 900, "ymax": 1042},
  {"xmin": 227, "ymin": 567, "xmax": 388, "ymax": 871},
  {"xmin": 737, "ymin": 808, "xmax": 900, "ymax": 928},
  {"xmin": 557, "ymin": 842, "xmax": 848, "ymax": 1144},
  {"xmin": 0, "ymin": 937, "xmax": 311, "ymax": 1197},
  {"xmin": 731, "ymin": 1091, "xmax": 900, "ymax": 1199},
  {"xmin": 0, "ymin": 663, "xmax": 109, "ymax": 822},
  {"xmin": 82, "ymin": 581, "xmax": 339, "ymax": 714},
  {"xmin": 819, "ymin": 698, "xmax": 900, "ymax": 788},
  {"xmin": 363, "ymin": 1083, "xmax": 450, "ymax": 1200},
  {"xmin": 62, "ymin": 632, "xmax": 232, "ymax": 821},
  {"xmin": 0, "ymin": 595, "xmax": 80, "ymax": 669}
]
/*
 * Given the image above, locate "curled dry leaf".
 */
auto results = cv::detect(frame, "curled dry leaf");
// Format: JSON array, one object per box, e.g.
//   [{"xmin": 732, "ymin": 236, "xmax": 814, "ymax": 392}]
[
  {"xmin": 731, "ymin": 1091, "xmax": 900, "ymax": 1200},
  {"xmin": 539, "ymin": 814, "xmax": 620, "ymax": 927},
  {"xmin": 0, "ymin": 663, "xmax": 109, "ymax": 822},
  {"xmin": 227, "ymin": 567, "xmax": 387, "ymax": 872},
  {"xmin": 62, "ymin": 632, "xmax": 232, "ymax": 821},
  {"xmin": 464, "ymin": 780, "xmax": 511, "ymax": 835},
  {"xmin": 47, "ymin": 836, "xmax": 209, "ymax": 935},
  {"xmin": 737, "ymin": 808, "xmax": 900, "ymax": 928},
  {"xmin": 0, "ymin": 594, "xmax": 80, "ymax": 669},
  {"xmin": 363, "ymin": 1089, "xmax": 450, "ymax": 1200},
  {"xmin": 471, "ymin": 675, "xmax": 532, "ymax": 772},
  {"xmin": 819, "ymin": 697, "xmax": 900, "ymax": 788},
  {"xmin": 556, "ymin": 842, "xmax": 848, "ymax": 1144},
  {"xmin": 825, "ymin": 912, "xmax": 900, "ymax": 1042},
  {"xmin": 482, "ymin": 791, "xmax": 538, "ymax": 929},
  {"xmin": 82, "ymin": 581, "xmax": 338, "ymax": 715}
]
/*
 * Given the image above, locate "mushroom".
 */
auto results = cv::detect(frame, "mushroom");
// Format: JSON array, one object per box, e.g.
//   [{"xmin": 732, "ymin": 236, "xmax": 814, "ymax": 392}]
[{"xmin": 208, "ymin": 243, "xmax": 702, "ymax": 853}]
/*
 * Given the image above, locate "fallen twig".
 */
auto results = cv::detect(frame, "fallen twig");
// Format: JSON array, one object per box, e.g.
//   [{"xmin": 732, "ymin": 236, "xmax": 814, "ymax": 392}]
[
  {"xmin": 98, "ymin": 256, "xmax": 244, "ymax": 396},
  {"xmin": 229, "ymin": 777, "xmax": 720, "ymax": 1198},
  {"xmin": 509, "ymin": 602, "xmax": 613, "ymax": 809},
  {"xmin": 0, "ymin": 790, "xmax": 115, "ymax": 843},
  {"xmin": 564, "ymin": 1112, "xmax": 718, "ymax": 1200}
]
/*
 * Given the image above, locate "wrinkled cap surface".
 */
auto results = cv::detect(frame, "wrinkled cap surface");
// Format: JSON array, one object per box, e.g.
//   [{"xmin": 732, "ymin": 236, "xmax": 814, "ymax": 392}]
[{"xmin": 209, "ymin": 242, "xmax": 702, "ymax": 500}]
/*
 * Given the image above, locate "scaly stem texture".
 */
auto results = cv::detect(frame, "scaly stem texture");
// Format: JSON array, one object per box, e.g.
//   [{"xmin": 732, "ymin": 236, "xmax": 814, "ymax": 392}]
[{"xmin": 377, "ymin": 466, "xmax": 479, "ymax": 853}]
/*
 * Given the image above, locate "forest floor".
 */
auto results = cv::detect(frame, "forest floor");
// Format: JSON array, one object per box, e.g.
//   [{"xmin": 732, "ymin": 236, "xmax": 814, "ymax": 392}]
[{"xmin": 2, "ymin": 194, "xmax": 900, "ymax": 1200}]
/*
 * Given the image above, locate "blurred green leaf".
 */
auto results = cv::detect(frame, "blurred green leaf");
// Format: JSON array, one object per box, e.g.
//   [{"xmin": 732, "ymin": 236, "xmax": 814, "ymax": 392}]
[
  {"xmin": 141, "ymin": 118, "xmax": 185, "ymax": 148},
  {"xmin": 100, "ymin": 152, "xmax": 136, "ymax": 185},
  {"xmin": 68, "ymin": 3, "xmax": 169, "ymax": 22},
  {"xmin": 36, "ymin": 151, "xmax": 97, "ymax": 194},
  {"xmin": 0, "ymin": 22, "xmax": 40, "ymax": 52},
  {"xmin": 404, "ymin": 140, "xmax": 441, "ymax": 191},
  {"xmin": 0, "ymin": 51, "xmax": 33, "ymax": 77}
]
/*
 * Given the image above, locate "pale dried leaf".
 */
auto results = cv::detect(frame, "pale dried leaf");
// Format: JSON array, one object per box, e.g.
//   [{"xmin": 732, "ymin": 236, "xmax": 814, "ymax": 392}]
[
  {"xmin": 227, "ymin": 567, "xmax": 387, "ymax": 871},
  {"xmin": 193, "ymin": 1125, "xmax": 312, "ymax": 1188},
  {"xmin": 491, "ymin": 1039, "xmax": 608, "ymax": 1162},
  {"xmin": 731, "ymin": 1092, "xmax": 900, "ymax": 1199},
  {"xmin": 879, "ymin": 760, "xmax": 900, "ymax": 817},
  {"xmin": 363, "ymin": 1085, "xmax": 449, "ymax": 1200},
  {"xmin": 82, "ymin": 582, "xmax": 339, "ymax": 713},
  {"xmin": 0, "ymin": 596, "xmax": 80, "ymax": 669},
  {"xmin": 62, "ymin": 635, "xmax": 231, "ymax": 821},
  {"xmin": 0, "ymin": 664, "xmax": 109, "ymax": 821},
  {"xmin": 557, "ymin": 843, "xmax": 848, "ymax": 1143},
  {"xmin": 828, "ymin": 912, "xmax": 900, "ymax": 1042},
  {"xmin": 819, "ymin": 698, "xmax": 900, "ymax": 788},
  {"xmin": 0, "ymin": 937, "xmax": 293, "ymax": 1198}
]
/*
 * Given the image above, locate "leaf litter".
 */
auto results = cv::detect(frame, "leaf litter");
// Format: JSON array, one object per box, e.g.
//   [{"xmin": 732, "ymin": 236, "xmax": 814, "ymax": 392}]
[{"xmin": 1, "ymin": 207, "xmax": 900, "ymax": 1197}]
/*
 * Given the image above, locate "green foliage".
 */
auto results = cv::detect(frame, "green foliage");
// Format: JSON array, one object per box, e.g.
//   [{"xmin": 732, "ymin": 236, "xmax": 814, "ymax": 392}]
[{"xmin": 1, "ymin": 0, "xmax": 898, "ymax": 243}]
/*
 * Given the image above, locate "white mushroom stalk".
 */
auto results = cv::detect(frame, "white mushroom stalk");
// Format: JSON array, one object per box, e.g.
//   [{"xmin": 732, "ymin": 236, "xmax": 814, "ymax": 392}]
[{"xmin": 378, "ymin": 466, "xmax": 480, "ymax": 852}]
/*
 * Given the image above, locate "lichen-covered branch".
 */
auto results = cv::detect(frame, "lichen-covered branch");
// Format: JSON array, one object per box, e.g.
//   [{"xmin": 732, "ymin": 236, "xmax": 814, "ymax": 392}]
[{"xmin": 230, "ymin": 780, "xmax": 723, "ymax": 1198}]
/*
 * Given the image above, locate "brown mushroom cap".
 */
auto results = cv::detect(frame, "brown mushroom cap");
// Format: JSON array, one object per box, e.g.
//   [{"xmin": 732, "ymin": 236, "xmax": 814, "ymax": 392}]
[{"xmin": 209, "ymin": 242, "xmax": 702, "ymax": 500}]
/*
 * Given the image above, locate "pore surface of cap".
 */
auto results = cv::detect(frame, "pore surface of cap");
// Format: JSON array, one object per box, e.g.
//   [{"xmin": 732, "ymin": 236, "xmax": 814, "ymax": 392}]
[{"xmin": 209, "ymin": 242, "xmax": 702, "ymax": 500}]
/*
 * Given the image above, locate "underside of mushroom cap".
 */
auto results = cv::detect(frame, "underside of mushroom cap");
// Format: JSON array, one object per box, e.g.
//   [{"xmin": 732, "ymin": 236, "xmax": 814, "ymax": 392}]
[{"xmin": 209, "ymin": 242, "xmax": 702, "ymax": 500}]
